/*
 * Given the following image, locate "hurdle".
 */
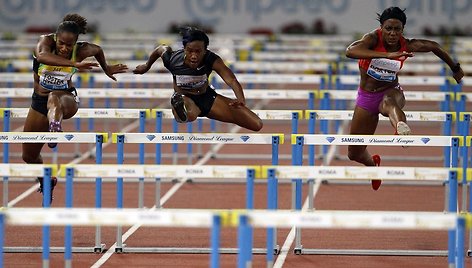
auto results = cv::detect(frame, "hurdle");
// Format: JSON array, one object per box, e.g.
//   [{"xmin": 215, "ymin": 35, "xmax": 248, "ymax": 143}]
[
  {"xmin": 305, "ymin": 109, "xmax": 456, "ymax": 164},
  {"xmin": 0, "ymin": 164, "xmax": 58, "ymax": 267},
  {"xmin": 0, "ymin": 132, "xmax": 107, "ymax": 207},
  {"xmin": 0, "ymin": 207, "xmax": 223, "ymax": 268},
  {"xmin": 314, "ymin": 90, "xmax": 456, "ymax": 161},
  {"xmin": 59, "ymin": 163, "xmax": 262, "ymax": 256},
  {"xmin": 0, "ymin": 207, "xmax": 465, "ymax": 268},
  {"xmin": 465, "ymin": 137, "xmax": 472, "ymax": 256},
  {"xmin": 0, "ymin": 108, "xmax": 149, "ymax": 157},
  {"xmin": 289, "ymin": 134, "xmax": 461, "ymax": 261},
  {"xmin": 316, "ymin": 89, "xmax": 454, "ymax": 141},
  {"xmin": 212, "ymin": 73, "xmax": 327, "ymax": 89},
  {"xmin": 111, "ymin": 133, "xmax": 282, "ymax": 252},
  {"xmin": 242, "ymin": 208, "xmax": 465, "ymax": 268},
  {"xmin": 152, "ymin": 108, "xmax": 302, "ymax": 163},
  {"xmin": 318, "ymin": 89, "xmax": 454, "ymax": 112},
  {"xmin": 458, "ymin": 115, "xmax": 471, "ymax": 217},
  {"xmin": 333, "ymin": 74, "xmax": 453, "ymax": 111},
  {"xmin": 456, "ymin": 93, "xmax": 472, "ymax": 116}
]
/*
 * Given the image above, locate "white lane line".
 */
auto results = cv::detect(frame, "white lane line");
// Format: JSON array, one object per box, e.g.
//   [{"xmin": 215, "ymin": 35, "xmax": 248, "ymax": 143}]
[
  {"xmin": 273, "ymin": 121, "xmax": 347, "ymax": 268},
  {"xmin": 273, "ymin": 180, "xmax": 322, "ymax": 268}
]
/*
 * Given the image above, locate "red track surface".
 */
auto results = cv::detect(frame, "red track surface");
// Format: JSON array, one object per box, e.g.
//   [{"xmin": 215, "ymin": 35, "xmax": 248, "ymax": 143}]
[{"xmin": 1, "ymin": 87, "xmax": 471, "ymax": 268}]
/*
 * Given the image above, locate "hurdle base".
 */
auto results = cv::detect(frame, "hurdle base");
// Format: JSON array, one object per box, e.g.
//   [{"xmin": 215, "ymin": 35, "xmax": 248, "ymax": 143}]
[
  {"xmin": 4, "ymin": 246, "xmax": 98, "ymax": 253},
  {"xmin": 467, "ymin": 250, "xmax": 472, "ymax": 257},
  {"xmin": 274, "ymin": 245, "xmax": 281, "ymax": 255},
  {"xmin": 298, "ymin": 249, "xmax": 448, "ymax": 256},
  {"xmin": 115, "ymin": 243, "xmax": 126, "ymax": 253},
  {"xmin": 118, "ymin": 247, "xmax": 268, "ymax": 254},
  {"xmin": 94, "ymin": 243, "xmax": 106, "ymax": 253},
  {"xmin": 294, "ymin": 245, "xmax": 303, "ymax": 255}
]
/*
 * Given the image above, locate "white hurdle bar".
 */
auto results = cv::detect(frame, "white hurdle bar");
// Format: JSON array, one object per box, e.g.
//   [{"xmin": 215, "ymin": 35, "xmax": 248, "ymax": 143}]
[
  {"xmin": 0, "ymin": 108, "xmax": 150, "ymax": 164},
  {"xmin": 0, "ymin": 87, "xmax": 318, "ymax": 111},
  {"xmin": 289, "ymin": 134, "xmax": 461, "ymax": 260},
  {"xmin": 335, "ymin": 75, "xmax": 449, "ymax": 86},
  {"xmin": 0, "ymin": 207, "xmax": 465, "ymax": 268},
  {"xmin": 0, "ymin": 73, "xmax": 325, "ymax": 87},
  {"xmin": 263, "ymin": 165, "xmax": 463, "ymax": 266},
  {"xmin": 0, "ymin": 106, "xmax": 304, "ymax": 163},
  {"xmin": 110, "ymin": 133, "xmax": 282, "ymax": 253},
  {"xmin": 59, "ymin": 164, "xmax": 261, "ymax": 255},
  {"xmin": 306, "ymin": 109, "xmax": 456, "ymax": 164},
  {"xmin": 0, "ymin": 132, "xmax": 107, "ymax": 211},
  {"xmin": 3, "ymin": 59, "xmax": 332, "ymax": 74}
]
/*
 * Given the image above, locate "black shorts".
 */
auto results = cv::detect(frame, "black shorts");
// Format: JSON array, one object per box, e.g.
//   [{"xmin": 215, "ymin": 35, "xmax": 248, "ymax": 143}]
[
  {"xmin": 31, "ymin": 87, "xmax": 79, "ymax": 116},
  {"xmin": 185, "ymin": 86, "xmax": 217, "ymax": 117}
]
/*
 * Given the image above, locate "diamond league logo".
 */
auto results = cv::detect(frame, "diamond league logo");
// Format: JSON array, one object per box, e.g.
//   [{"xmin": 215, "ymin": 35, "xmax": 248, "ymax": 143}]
[
  {"xmin": 326, "ymin": 137, "xmax": 335, "ymax": 143},
  {"xmin": 64, "ymin": 134, "xmax": 74, "ymax": 141},
  {"xmin": 421, "ymin": 138, "xmax": 430, "ymax": 144},
  {"xmin": 146, "ymin": 135, "xmax": 156, "ymax": 141},
  {"xmin": 240, "ymin": 135, "xmax": 250, "ymax": 142}
]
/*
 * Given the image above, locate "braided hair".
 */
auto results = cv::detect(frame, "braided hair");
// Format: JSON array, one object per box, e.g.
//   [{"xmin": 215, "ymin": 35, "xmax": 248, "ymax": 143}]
[{"xmin": 57, "ymin": 13, "xmax": 87, "ymax": 35}]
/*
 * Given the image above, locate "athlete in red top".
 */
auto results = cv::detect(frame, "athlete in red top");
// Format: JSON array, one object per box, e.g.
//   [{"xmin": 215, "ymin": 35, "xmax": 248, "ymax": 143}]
[{"xmin": 345, "ymin": 6, "xmax": 463, "ymax": 190}]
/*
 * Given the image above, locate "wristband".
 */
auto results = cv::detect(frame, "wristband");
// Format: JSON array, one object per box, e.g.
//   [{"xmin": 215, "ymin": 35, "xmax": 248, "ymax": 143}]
[{"xmin": 451, "ymin": 63, "xmax": 461, "ymax": 73}]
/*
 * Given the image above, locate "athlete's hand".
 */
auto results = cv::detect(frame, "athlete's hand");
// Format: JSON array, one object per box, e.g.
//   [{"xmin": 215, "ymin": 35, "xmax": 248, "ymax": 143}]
[
  {"xmin": 387, "ymin": 51, "xmax": 414, "ymax": 59},
  {"xmin": 133, "ymin": 64, "xmax": 150, "ymax": 74},
  {"xmin": 452, "ymin": 67, "xmax": 464, "ymax": 84},
  {"xmin": 105, "ymin": 63, "xmax": 128, "ymax": 81},
  {"xmin": 74, "ymin": 61, "xmax": 99, "ymax": 71}
]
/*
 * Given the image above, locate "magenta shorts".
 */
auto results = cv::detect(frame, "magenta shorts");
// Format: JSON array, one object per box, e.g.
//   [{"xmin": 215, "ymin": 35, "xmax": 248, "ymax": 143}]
[{"xmin": 355, "ymin": 86, "xmax": 402, "ymax": 114}]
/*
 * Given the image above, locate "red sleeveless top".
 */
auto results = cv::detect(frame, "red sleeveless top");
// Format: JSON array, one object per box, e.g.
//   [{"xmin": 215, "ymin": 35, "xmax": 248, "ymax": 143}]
[{"xmin": 358, "ymin": 28, "xmax": 408, "ymax": 82}]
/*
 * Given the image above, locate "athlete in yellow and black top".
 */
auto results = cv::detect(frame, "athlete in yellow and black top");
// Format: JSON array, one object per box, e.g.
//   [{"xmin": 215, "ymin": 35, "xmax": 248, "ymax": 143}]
[{"xmin": 23, "ymin": 13, "xmax": 128, "ymax": 205}]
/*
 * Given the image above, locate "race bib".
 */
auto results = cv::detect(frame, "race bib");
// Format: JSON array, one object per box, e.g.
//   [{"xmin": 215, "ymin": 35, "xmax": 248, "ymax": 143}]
[
  {"xmin": 366, "ymin": 58, "xmax": 401, "ymax": 82},
  {"xmin": 175, "ymin": 74, "xmax": 207, "ymax": 90}
]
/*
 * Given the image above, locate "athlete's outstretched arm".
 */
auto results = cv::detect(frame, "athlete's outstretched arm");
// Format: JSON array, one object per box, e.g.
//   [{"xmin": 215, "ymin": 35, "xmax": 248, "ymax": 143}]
[
  {"xmin": 213, "ymin": 58, "xmax": 246, "ymax": 107},
  {"xmin": 346, "ymin": 31, "xmax": 413, "ymax": 60},
  {"xmin": 407, "ymin": 39, "xmax": 464, "ymax": 83},
  {"xmin": 35, "ymin": 35, "xmax": 97, "ymax": 71},
  {"xmin": 83, "ymin": 43, "xmax": 128, "ymax": 81},
  {"xmin": 133, "ymin": 45, "xmax": 172, "ymax": 74}
]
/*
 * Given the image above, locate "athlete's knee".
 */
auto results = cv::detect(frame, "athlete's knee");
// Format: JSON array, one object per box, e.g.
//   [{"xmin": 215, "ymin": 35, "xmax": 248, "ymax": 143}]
[
  {"xmin": 22, "ymin": 152, "xmax": 41, "ymax": 164},
  {"xmin": 187, "ymin": 113, "xmax": 198, "ymax": 122},
  {"xmin": 347, "ymin": 147, "xmax": 362, "ymax": 162},
  {"xmin": 251, "ymin": 118, "xmax": 263, "ymax": 131},
  {"xmin": 47, "ymin": 94, "xmax": 62, "ymax": 110}
]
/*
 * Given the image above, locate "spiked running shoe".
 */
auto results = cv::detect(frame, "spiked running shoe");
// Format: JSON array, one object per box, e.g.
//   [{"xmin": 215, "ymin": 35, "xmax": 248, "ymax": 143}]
[
  {"xmin": 47, "ymin": 121, "xmax": 62, "ymax": 148},
  {"xmin": 371, "ymin": 154, "xmax": 382, "ymax": 190},
  {"xmin": 395, "ymin": 121, "xmax": 411, "ymax": 135},
  {"xmin": 37, "ymin": 176, "xmax": 58, "ymax": 206},
  {"xmin": 170, "ymin": 93, "xmax": 187, "ymax": 122}
]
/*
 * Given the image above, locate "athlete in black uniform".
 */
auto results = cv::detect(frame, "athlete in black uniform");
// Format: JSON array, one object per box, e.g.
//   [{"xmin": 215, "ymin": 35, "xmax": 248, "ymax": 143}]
[{"xmin": 133, "ymin": 27, "xmax": 263, "ymax": 131}]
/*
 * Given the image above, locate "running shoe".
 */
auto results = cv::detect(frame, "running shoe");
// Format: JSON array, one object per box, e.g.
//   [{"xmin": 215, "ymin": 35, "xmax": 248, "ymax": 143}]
[
  {"xmin": 47, "ymin": 121, "xmax": 62, "ymax": 148},
  {"xmin": 170, "ymin": 93, "xmax": 188, "ymax": 122},
  {"xmin": 395, "ymin": 121, "xmax": 411, "ymax": 135},
  {"xmin": 371, "ymin": 154, "xmax": 382, "ymax": 190},
  {"xmin": 37, "ymin": 176, "xmax": 58, "ymax": 206}
]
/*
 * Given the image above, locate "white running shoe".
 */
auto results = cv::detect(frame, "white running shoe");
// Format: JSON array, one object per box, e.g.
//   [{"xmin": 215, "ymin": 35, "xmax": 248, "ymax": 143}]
[{"xmin": 396, "ymin": 121, "xmax": 411, "ymax": 135}]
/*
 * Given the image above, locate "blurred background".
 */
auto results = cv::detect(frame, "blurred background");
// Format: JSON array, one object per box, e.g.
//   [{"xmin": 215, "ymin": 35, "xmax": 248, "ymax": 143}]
[
  {"xmin": 1, "ymin": 0, "xmax": 471, "ymax": 36},
  {"xmin": 1, "ymin": 0, "xmax": 471, "ymax": 76}
]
